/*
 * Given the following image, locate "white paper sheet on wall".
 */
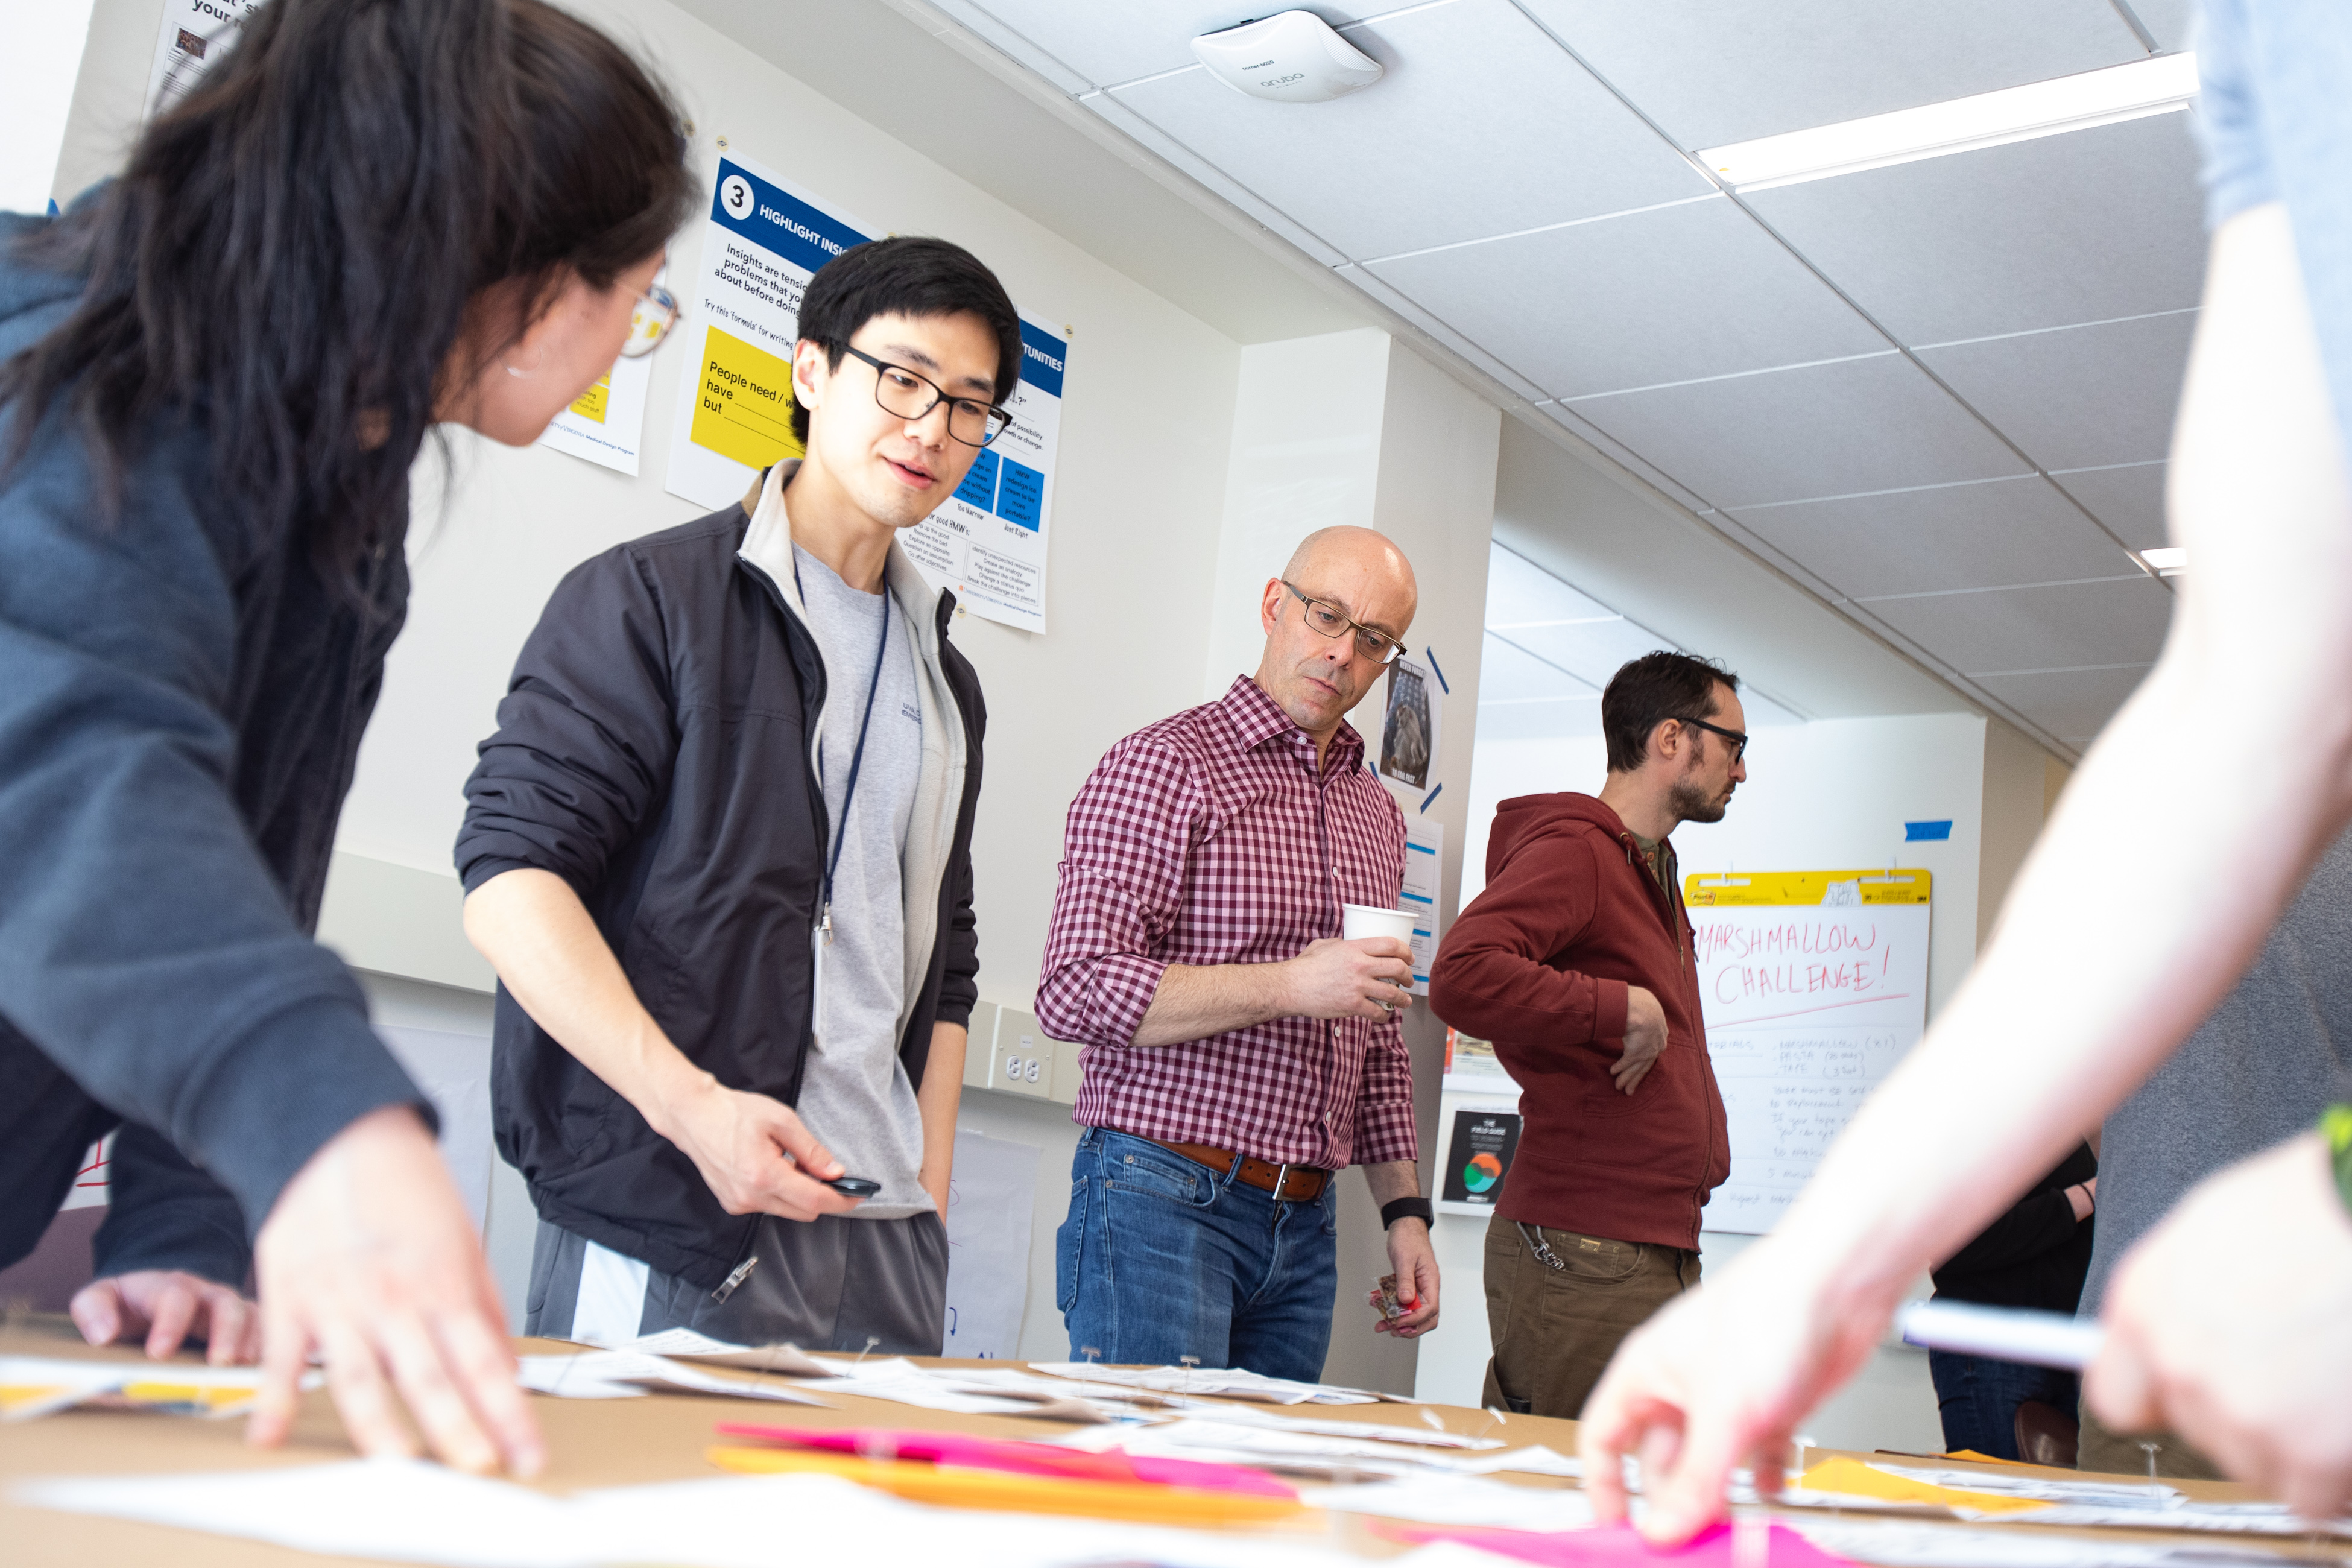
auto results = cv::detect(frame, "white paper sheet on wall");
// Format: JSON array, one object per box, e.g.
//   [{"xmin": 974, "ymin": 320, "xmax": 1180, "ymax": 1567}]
[
  {"xmin": 940, "ymin": 1127, "xmax": 1038, "ymax": 1359},
  {"xmin": 1400, "ymin": 817, "xmax": 1443, "ymax": 994}
]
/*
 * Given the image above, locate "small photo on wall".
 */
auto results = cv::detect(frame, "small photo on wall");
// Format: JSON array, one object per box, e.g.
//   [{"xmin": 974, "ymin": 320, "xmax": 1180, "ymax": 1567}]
[
  {"xmin": 1379, "ymin": 654, "xmax": 1440, "ymax": 789},
  {"xmin": 1439, "ymin": 1107, "xmax": 1522, "ymax": 1212}
]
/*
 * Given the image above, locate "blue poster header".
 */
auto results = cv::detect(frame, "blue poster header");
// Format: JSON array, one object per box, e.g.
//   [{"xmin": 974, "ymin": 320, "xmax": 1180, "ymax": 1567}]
[
  {"xmin": 1017, "ymin": 320, "xmax": 1066, "ymax": 399},
  {"xmin": 710, "ymin": 159, "xmax": 870, "ymax": 274}
]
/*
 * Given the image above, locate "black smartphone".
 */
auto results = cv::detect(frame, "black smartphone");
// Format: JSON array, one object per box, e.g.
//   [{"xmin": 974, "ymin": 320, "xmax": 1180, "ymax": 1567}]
[{"xmin": 824, "ymin": 1175, "xmax": 881, "ymax": 1198}]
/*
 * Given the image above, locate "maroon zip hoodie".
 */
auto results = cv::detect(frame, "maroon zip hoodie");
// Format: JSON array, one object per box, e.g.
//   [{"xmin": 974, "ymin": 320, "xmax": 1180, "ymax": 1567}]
[{"xmin": 1428, "ymin": 792, "xmax": 1728, "ymax": 1250}]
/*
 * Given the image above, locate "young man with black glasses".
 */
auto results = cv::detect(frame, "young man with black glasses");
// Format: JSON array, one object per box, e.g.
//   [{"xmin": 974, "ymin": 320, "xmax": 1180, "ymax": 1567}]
[
  {"xmin": 455, "ymin": 237, "xmax": 1011, "ymax": 1351},
  {"xmin": 1428, "ymin": 650, "xmax": 1745, "ymax": 1418},
  {"xmin": 1038, "ymin": 526, "xmax": 1440, "ymax": 1381}
]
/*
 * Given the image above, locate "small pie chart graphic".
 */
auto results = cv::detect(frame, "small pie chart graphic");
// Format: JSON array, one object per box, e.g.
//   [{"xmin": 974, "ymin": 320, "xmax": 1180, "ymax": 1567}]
[{"xmin": 1461, "ymin": 1151, "xmax": 1503, "ymax": 1193}]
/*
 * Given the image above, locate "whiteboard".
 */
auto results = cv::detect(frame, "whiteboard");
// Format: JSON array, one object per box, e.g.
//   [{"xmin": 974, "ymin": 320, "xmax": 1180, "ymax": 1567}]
[{"xmin": 1686, "ymin": 873, "xmax": 1931, "ymax": 1235}]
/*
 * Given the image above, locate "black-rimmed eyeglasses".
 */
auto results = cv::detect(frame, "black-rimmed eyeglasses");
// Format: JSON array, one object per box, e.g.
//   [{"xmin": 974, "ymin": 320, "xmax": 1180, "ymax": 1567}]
[
  {"xmin": 830, "ymin": 343, "xmax": 1014, "ymax": 447},
  {"xmin": 1678, "ymin": 715, "xmax": 1748, "ymax": 762},
  {"xmin": 1282, "ymin": 580, "xmax": 1406, "ymax": 665}
]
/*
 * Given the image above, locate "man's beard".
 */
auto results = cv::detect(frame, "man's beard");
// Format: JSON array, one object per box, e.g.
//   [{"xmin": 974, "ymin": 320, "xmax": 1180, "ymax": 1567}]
[{"xmin": 1668, "ymin": 774, "xmax": 1727, "ymax": 825}]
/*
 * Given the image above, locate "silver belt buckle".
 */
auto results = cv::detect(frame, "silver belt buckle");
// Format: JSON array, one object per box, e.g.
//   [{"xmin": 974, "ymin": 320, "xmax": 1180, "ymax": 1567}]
[{"xmin": 1272, "ymin": 1161, "xmax": 1296, "ymax": 1202}]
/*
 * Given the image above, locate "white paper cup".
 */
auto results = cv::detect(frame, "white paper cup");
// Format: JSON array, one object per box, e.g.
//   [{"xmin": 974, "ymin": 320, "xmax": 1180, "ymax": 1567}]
[{"xmin": 1342, "ymin": 903, "xmax": 1417, "ymax": 947}]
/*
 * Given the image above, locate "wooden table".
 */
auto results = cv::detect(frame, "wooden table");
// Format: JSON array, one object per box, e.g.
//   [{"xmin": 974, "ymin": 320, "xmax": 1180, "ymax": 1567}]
[{"xmin": 0, "ymin": 1314, "xmax": 2316, "ymax": 1567}]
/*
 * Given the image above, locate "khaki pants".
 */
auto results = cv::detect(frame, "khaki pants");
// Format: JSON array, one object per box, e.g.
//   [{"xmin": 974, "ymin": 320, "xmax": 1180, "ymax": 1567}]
[
  {"xmin": 1480, "ymin": 1211, "xmax": 1699, "ymax": 1420},
  {"xmin": 2076, "ymin": 1403, "xmax": 2223, "ymax": 1480}
]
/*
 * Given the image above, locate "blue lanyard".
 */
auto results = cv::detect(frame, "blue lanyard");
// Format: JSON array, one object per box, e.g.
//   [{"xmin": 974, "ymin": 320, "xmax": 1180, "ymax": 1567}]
[{"xmin": 795, "ymin": 555, "xmax": 893, "ymax": 931}]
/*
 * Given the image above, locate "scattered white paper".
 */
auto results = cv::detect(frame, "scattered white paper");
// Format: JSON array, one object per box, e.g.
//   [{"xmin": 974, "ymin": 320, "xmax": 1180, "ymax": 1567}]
[
  {"xmin": 516, "ymin": 1351, "xmax": 828, "ymax": 1406},
  {"xmin": 607, "ymin": 1329, "xmax": 836, "ymax": 1376},
  {"xmin": 1304, "ymin": 1472, "xmax": 1595, "ymax": 1532},
  {"xmin": 1794, "ymin": 1519, "xmax": 2304, "ymax": 1567},
  {"xmin": 1030, "ymin": 1362, "xmax": 1380, "ymax": 1405},
  {"xmin": 0, "ymin": 1357, "xmax": 142, "ymax": 1421},
  {"xmin": 1447, "ymin": 1445, "xmax": 1584, "ymax": 1478},
  {"xmin": 18, "ymin": 1461, "xmax": 1414, "ymax": 1568},
  {"xmin": 1865, "ymin": 1461, "xmax": 2184, "ymax": 1508},
  {"xmin": 1122, "ymin": 1404, "xmax": 1502, "ymax": 1449}
]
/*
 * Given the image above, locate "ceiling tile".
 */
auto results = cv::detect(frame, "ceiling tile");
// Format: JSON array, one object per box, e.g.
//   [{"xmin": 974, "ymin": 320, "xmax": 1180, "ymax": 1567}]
[
  {"xmin": 1969, "ymin": 663, "xmax": 2155, "ymax": 742},
  {"xmin": 1532, "ymin": 404, "xmax": 1715, "ymax": 513},
  {"xmin": 1367, "ymin": 195, "xmax": 1885, "ymax": 398},
  {"xmin": 1567, "ymin": 354, "xmax": 2030, "ymax": 508},
  {"xmin": 1517, "ymin": 0, "xmax": 2146, "ymax": 149},
  {"xmin": 1340, "ymin": 265, "xmax": 1549, "ymax": 401},
  {"xmin": 2119, "ymin": 0, "xmax": 2195, "ymax": 52},
  {"xmin": 1480, "ymin": 630, "xmax": 1599, "ymax": 703},
  {"xmin": 1743, "ymin": 112, "xmax": 2205, "ymax": 346},
  {"xmin": 967, "ymin": 1, "xmax": 1393, "ymax": 90},
  {"xmin": 1500, "ymin": 619, "xmax": 1677, "ymax": 690},
  {"xmin": 1919, "ymin": 309, "xmax": 2195, "ymax": 472},
  {"xmin": 1857, "ymin": 577, "xmax": 2172, "ymax": 674},
  {"xmin": 1726, "ymin": 475, "xmax": 2129, "ymax": 599},
  {"xmin": 1108, "ymin": 0, "xmax": 1710, "ymax": 259},
  {"xmin": 2052, "ymin": 461, "xmax": 2169, "ymax": 548}
]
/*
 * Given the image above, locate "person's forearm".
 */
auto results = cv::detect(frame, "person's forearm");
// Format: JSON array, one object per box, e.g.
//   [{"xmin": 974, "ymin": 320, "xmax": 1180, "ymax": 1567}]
[
  {"xmin": 462, "ymin": 868, "xmax": 707, "ymax": 1139},
  {"xmin": 1364, "ymin": 1159, "xmax": 1423, "ymax": 1205},
  {"xmin": 1130, "ymin": 961, "xmax": 1294, "ymax": 1047},
  {"xmin": 916, "ymin": 1022, "xmax": 967, "ymax": 1205},
  {"xmin": 1766, "ymin": 203, "xmax": 2352, "ymax": 1314}
]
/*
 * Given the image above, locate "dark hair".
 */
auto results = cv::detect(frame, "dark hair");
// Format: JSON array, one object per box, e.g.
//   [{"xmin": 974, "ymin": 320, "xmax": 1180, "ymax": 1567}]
[
  {"xmin": 1602, "ymin": 651, "xmax": 1740, "ymax": 773},
  {"xmin": 791, "ymin": 235, "xmax": 1023, "ymax": 444},
  {"xmin": 0, "ymin": 0, "xmax": 696, "ymax": 587}
]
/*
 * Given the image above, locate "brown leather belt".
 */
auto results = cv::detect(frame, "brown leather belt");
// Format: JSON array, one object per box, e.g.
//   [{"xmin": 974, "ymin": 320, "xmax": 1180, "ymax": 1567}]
[{"xmin": 1145, "ymin": 1137, "xmax": 1331, "ymax": 1202}]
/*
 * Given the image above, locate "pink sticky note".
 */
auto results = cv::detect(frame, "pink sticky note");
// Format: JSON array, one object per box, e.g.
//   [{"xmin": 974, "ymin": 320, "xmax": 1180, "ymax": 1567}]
[{"xmin": 1380, "ymin": 1520, "xmax": 1856, "ymax": 1568}]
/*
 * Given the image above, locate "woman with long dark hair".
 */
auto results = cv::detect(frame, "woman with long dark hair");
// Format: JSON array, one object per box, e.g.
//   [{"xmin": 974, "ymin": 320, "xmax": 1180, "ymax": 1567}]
[{"xmin": 0, "ymin": 0, "xmax": 695, "ymax": 1472}]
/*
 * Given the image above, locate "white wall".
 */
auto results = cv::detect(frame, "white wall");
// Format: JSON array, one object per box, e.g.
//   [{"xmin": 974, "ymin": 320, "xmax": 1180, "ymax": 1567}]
[{"xmin": 7, "ymin": 0, "xmax": 98, "ymax": 213}]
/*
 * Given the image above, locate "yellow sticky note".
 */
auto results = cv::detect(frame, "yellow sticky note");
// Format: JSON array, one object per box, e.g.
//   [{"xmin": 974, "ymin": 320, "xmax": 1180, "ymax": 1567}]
[
  {"xmin": 1800, "ymin": 1456, "xmax": 2050, "ymax": 1514},
  {"xmin": 689, "ymin": 325, "xmax": 803, "ymax": 469},
  {"xmin": 569, "ymin": 375, "xmax": 611, "ymax": 424}
]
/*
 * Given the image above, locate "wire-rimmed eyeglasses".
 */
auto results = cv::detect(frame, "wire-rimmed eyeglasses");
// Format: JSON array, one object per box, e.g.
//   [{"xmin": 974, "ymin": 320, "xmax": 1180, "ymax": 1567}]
[
  {"xmin": 1282, "ymin": 580, "xmax": 1406, "ymax": 664},
  {"xmin": 618, "ymin": 282, "xmax": 680, "ymax": 359}
]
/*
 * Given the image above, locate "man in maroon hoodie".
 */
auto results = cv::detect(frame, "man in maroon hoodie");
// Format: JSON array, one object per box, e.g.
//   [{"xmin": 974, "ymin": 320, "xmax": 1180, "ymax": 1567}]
[{"xmin": 1429, "ymin": 651, "xmax": 1741, "ymax": 1418}]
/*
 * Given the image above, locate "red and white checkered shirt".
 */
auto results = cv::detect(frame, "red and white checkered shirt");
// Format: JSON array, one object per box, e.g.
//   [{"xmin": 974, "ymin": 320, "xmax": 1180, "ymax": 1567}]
[{"xmin": 1037, "ymin": 675, "xmax": 1417, "ymax": 1169}]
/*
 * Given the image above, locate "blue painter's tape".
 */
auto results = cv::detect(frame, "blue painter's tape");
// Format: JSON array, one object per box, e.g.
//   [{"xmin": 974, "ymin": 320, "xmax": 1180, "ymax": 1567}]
[
  {"xmin": 955, "ymin": 446, "xmax": 1000, "ymax": 513},
  {"xmin": 1425, "ymin": 647, "xmax": 1449, "ymax": 694},
  {"xmin": 1905, "ymin": 820, "xmax": 1953, "ymax": 842},
  {"xmin": 1419, "ymin": 783, "xmax": 1443, "ymax": 814}
]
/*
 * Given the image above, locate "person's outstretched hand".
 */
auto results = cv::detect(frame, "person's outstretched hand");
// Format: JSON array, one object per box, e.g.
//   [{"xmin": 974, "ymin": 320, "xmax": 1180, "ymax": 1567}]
[
  {"xmin": 1577, "ymin": 1242, "xmax": 1895, "ymax": 1543},
  {"xmin": 2089, "ymin": 1133, "xmax": 2352, "ymax": 1518},
  {"xmin": 71, "ymin": 1271, "xmax": 261, "ymax": 1364},
  {"xmin": 248, "ymin": 1105, "xmax": 543, "ymax": 1476}
]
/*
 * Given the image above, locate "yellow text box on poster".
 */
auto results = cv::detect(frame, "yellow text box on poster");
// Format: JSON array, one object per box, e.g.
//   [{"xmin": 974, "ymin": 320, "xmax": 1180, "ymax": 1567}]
[
  {"xmin": 567, "ymin": 375, "xmax": 610, "ymax": 423},
  {"xmin": 689, "ymin": 325, "xmax": 803, "ymax": 469}
]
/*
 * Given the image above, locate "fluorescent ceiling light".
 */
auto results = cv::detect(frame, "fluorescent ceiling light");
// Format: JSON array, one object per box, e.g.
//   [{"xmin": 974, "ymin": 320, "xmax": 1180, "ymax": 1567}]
[
  {"xmin": 2139, "ymin": 546, "xmax": 2187, "ymax": 576},
  {"xmin": 1698, "ymin": 54, "xmax": 2200, "ymax": 192}
]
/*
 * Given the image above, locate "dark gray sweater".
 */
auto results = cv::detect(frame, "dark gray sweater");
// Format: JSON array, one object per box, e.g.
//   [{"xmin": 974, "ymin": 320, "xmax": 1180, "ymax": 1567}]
[
  {"xmin": 0, "ymin": 206, "xmax": 426, "ymax": 1272},
  {"xmin": 2080, "ymin": 828, "xmax": 2352, "ymax": 1314}
]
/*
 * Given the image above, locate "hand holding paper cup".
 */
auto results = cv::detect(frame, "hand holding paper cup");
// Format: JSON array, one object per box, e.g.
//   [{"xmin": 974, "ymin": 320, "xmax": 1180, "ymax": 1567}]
[{"xmin": 1341, "ymin": 903, "xmax": 1417, "ymax": 1013}]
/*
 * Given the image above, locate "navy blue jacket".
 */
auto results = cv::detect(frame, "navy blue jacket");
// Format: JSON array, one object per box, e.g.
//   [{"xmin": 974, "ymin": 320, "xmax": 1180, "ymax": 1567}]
[{"xmin": 0, "ymin": 207, "xmax": 426, "ymax": 1276}]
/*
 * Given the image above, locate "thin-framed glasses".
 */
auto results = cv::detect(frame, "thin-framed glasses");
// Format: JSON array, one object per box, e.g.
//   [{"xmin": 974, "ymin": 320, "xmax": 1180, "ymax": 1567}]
[
  {"xmin": 1678, "ymin": 714, "xmax": 1748, "ymax": 762},
  {"xmin": 618, "ymin": 282, "xmax": 680, "ymax": 359},
  {"xmin": 1282, "ymin": 580, "xmax": 1405, "ymax": 665},
  {"xmin": 832, "ymin": 343, "xmax": 1014, "ymax": 447}
]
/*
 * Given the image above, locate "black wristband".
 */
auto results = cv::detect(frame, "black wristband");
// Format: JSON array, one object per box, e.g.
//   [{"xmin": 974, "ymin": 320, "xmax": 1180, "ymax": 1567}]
[{"xmin": 1381, "ymin": 1197, "xmax": 1434, "ymax": 1229}]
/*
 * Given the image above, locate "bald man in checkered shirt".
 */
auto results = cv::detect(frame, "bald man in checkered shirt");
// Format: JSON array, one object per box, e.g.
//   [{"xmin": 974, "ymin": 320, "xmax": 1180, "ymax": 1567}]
[{"xmin": 1036, "ymin": 526, "xmax": 1440, "ymax": 1382}]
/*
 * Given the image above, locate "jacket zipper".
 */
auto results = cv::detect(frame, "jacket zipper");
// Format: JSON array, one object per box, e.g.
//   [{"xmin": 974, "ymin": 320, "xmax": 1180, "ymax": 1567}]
[{"xmin": 1626, "ymin": 832, "xmax": 1716, "ymax": 1240}]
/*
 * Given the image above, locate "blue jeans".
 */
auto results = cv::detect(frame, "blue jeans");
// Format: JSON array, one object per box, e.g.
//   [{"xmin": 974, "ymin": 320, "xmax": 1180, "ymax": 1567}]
[
  {"xmin": 1929, "ymin": 1347, "xmax": 2079, "ymax": 1461},
  {"xmin": 1055, "ymin": 1127, "xmax": 1339, "ymax": 1382}
]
